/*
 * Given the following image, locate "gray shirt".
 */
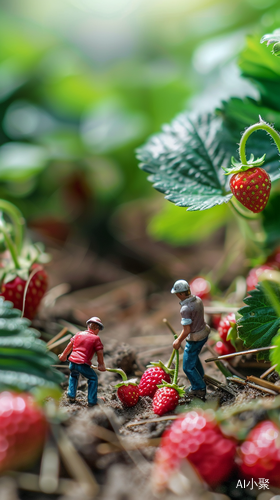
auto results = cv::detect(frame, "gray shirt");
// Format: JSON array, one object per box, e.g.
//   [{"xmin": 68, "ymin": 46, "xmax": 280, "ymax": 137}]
[{"xmin": 180, "ymin": 295, "xmax": 210, "ymax": 341}]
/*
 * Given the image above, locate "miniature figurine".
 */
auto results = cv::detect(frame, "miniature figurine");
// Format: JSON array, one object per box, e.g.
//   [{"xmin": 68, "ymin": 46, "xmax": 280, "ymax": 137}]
[
  {"xmin": 171, "ymin": 280, "xmax": 210, "ymax": 398},
  {"xmin": 58, "ymin": 316, "xmax": 106, "ymax": 406}
]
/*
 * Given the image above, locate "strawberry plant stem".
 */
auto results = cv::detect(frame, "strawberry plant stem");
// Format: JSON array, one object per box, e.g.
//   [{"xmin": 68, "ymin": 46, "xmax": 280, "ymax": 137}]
[
  {"xmin": 239, "ymin": 119, "xmax": 280, "ymax": 166},
  {"xmin": 0, "ymin": 219, "xmax": 20, "ymax": 269},
  {"xmin": 0, "ymin": 200, "xmax": 24, "ymax": 253},
  {"xmin": 92, "ymin": 366, "xmax": 128, "ymax": 381}
]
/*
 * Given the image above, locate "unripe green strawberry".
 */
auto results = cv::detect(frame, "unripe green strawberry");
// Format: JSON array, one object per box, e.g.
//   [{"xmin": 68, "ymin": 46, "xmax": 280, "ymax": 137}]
[
  {"xmin": 230, "ymin": 167, "xmax": 271, "ymax": 213},
  {"xmin": 0, "ymin": 391, "xmax": 48, "ymax": 472}
]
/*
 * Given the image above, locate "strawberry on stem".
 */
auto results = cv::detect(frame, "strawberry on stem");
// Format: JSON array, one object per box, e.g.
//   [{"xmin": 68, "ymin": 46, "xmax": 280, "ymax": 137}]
[
  {"xmin": 0, "ymin": 208, "xmax": 49, "ymax": 320},
  {"xmin": 152, "ymin": 331, "xmax": 184, "ymax": 416},
  {"xmin": 230, "ymin": 167, "xmax": 271, "ymax": 214},
  {"xmin": 110, "ymin": 367, "xmax": 139, "ymax": 407}
]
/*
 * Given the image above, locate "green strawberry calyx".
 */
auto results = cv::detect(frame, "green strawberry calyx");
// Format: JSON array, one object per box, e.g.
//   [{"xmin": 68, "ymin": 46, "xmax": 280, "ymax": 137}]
[
  {"xmin": 115, "ymin": 378, "xmax": 138, "ymax": 388},
  {"xmin": 0, "ymin": 243, "xmax": 50, "ymax": 285},
  {"xmin": 147, "ymin": 360, "xmax": 175, "ymax": 377},
  {"xmin": 222, "ymin": 154, "xmax": 266, "ymax": 176},
  {"xmin": 156, "ymin": 380, "xmax": 185, "ymax": 398}
]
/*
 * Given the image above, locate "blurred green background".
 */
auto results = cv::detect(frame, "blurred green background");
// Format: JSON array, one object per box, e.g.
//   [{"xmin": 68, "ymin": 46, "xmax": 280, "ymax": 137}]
[{"xmin": 0, "ymin": 0, "xmax": 279, "ymax": 265}]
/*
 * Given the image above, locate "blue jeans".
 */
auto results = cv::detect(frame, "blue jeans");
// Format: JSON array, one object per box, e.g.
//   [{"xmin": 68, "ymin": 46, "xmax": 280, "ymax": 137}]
[
  {"xmin": 68, "ymin": 362, "xmax": 98, "ymax": 405},
  {"xmin": 183, "ymin": 337, "xmax": 208, "ymax": 391}
]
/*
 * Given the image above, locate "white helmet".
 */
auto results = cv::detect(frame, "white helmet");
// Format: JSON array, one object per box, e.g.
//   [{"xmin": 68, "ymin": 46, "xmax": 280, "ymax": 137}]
[
  {"xmin": 86, "ymin": 316, "xmax": 104, "ymax": 330},
  {"xmin": 171, "ymin": 280, "xmax": 190, "ymax": 294}
]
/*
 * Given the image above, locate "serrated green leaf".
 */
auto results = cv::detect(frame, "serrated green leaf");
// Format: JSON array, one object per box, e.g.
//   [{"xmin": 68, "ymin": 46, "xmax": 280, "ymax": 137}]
[
  {"xmin": 239, "ymin": 35, "xmax": 280, "ymax": 112},
  {"xmin": 0, "ymin": 297, "xmax": 64, "ymax": 394},
  {"xmin": 237, "ymin": 282, "xmax": 280, "ymax": 360},
  {"xmin": 137, "ymin": 113, "xmax": 236, "ymax": 211},
  {"xmin": 0, "ymin": 317, "xmax": 31, "ymax": 335},
  {"xmin": 218, "ymin": 98, "xmax": 280, "ymax": 183},
  {"xmin": 261, "ymin": 30, "xmax": 280, "ymax": 57},
  {"xmin": 270, "ymin": 332, "xmax": 280, "ymax": 376}
]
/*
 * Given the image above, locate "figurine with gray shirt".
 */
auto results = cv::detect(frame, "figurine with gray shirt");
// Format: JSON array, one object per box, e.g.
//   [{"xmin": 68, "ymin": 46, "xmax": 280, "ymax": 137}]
[{"xmin": 171, "ymin": 279, "xmax": 210, "ymax": 399}]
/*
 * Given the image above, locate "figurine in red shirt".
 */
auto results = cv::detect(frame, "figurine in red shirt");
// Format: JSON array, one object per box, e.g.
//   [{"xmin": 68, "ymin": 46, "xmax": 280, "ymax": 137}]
[{"xmin": 59, "ymin": 316, "xmax": 106, "ymax": 406}]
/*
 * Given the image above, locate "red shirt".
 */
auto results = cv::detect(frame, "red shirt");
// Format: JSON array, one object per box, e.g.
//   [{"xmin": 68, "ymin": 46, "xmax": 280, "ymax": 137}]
[{"xmin": 68, "ymin": 330, "xmax": 104, "ymax": 366}]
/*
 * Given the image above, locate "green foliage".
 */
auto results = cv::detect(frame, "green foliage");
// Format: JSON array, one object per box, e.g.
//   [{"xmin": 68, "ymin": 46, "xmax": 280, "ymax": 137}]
[
  {"xmin": 237, "ymin": 282, "xmax": 280, "ymax": 360},
  {"xmin": 262, "ymin": 193, "xmax": 280, "ymax": 250},
  {"xmin": 148, "ymin": 202, "xmax": 230, "ymax": 246},
  {"xmin": 137, "ymin": 113, "xmax": 236, "ymax": 211},
  {"xmin": 270, "ymin": 331, "xmax": 280, "ymax": 375},
  {"xmin": 261, "ymin": 30, "xmax": 280, "ymax": 57},
  {"xmin": 0, "ymin": 297, "xmax": 63, "ymax": 396}
]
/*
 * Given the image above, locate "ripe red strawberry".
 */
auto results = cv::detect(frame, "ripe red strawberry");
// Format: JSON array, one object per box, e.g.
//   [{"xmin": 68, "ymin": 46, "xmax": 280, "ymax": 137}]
[
  {"xmin": 230, "ymin": 167, "xmax": 271, "ymax": 213},
  {"xmin": 139, "ymin": 366, "xmax": 171, "ymax": 398},
  {"xmin": 153, "ymin": 387, "xmax": 179, "ymax": 415},
  {"xmin": 246, "ymin": 264, "xmax": 274, "ymax": 292},
  {"xmin": 0, "ymin": 264, "xmax": 48, "ymax": 320},
  {"xmin": 238, "ymin": 420, "xmax": 280, "ymax": 487},
  {"xmin": 152, "ymin": 410, "xmax": 236, "ymax": 491},
  {"xmin": 117, "ymin": 384, "xmax": 139, "ymax": 407},
  {"xmin": 215, "ymin": 340, "xmax": 235, "ymax": 356},
  {"xmin": 0, "ymin": 391, "xmax": 48, "ymax": 472},
  {"xmin": 218, "ymin": 313, "xmax": 236, "ymax": 343},
  {"xmin": 190, "ymin": 276, "xmax": 211, "ymax": 301}
]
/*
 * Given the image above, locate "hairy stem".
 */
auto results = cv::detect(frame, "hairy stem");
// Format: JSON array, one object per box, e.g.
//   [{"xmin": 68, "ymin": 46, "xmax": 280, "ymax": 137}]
[{"xmin": 239, "ymin": 119, "xmax": 280, "ymax": 165}]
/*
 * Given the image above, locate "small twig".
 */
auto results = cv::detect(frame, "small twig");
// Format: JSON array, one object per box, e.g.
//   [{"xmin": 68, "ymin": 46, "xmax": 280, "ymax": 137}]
[
  {"xmin": 247, "ymin": 375, "xmax": 280, "ymax": 394},
  {"xmin": 127, "ymin": 416, "xmax": 178, "ymax": 428},
  {"xmin": 227, "ymin": 376, "xmax": 246, "ymax": 386},
  {"xmin": 260, "ymin": 364, "xmax": 277, "ymax": 379},
  {"xmin": 227, "ymin": 376, "xmax": 278, "ymax": 395},
  {"xmin": 203, "ymin": 374, "xmax": 236, "ymax": 395},
  {"xmin": 47, "ymin": 327, "xmax": 68, "ymax": 347},
  {"xmin": 205, "ymin": 345, "xmax": 276, "ymax": 362},
  {"xmin": 47, "ymin": 335, "xmax": 72, "ymax": 351},
  {"xmin": 246, "ymin": 381, "xmax": 278, "ymax": 396}
]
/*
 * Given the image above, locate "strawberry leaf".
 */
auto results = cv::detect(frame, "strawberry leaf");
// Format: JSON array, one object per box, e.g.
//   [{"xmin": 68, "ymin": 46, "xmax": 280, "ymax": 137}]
[
  {"xmin": 261, "ymin": 29, "xmax": 280, "ymax": 56},
  {"xmin": 237, "ymin": 282, "xmax": 280, "ymax": 360},
  {"xmin": 137, "ymin": 113, "xmax": 236, "ymax": 211},
  {"xmin": 0, "ymin": 297, "xmax": 64, "ymax": 394},
  {"xmin": 270, "ymin": 332, "xmax": 280, "ymax": 375}
]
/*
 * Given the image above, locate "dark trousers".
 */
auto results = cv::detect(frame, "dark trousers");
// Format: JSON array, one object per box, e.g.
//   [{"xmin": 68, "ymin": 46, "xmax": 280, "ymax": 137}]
[
  {"xmin": 68, "ymin": 362, "xmax": 98, "ymax": 405},
  {"xmin": 183, "ymin": 337, "xmax": 208, "ymax": 390}
]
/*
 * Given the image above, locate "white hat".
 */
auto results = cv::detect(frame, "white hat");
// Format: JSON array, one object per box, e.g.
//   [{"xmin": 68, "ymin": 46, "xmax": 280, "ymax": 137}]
[
  {"xmin": 171, "ymin": 280, "xmax": 190, "ymax": 294},
  {"xmin": 86, "ymin": 316, "xmax": 104, "ymax": 330}
]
